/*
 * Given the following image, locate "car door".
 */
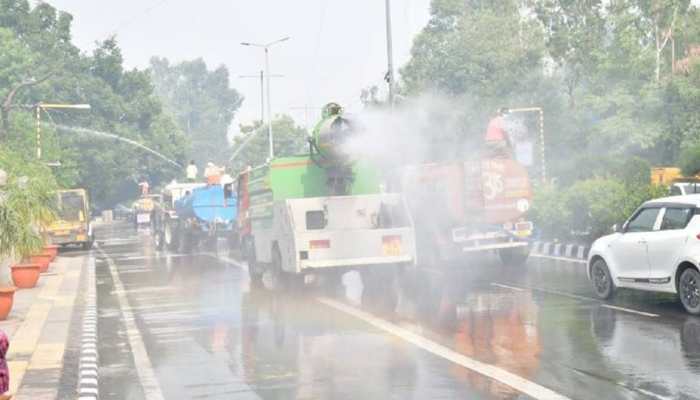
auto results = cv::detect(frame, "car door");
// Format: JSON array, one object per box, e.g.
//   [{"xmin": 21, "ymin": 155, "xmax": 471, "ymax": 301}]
[
  {"xmin": 646, "ymin": 206, "xmax": 693, "ymax": 281},
  {"xmin": 609, "ymin": 207, "xmax": 661, "ymax": 279}
]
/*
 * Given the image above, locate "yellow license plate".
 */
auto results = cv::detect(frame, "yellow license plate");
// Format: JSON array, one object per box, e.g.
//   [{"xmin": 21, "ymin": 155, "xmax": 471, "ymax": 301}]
[
  {"xmin": 76, "ymin": 234, "xmax": 87, "ymax": 241},
  {"xmin": 53, "ymin": 230, "xmax": 70, "ymax": 236},
  {"xmin": 382, "ymin": 236, "xmax": 402, "ymax": 256}
]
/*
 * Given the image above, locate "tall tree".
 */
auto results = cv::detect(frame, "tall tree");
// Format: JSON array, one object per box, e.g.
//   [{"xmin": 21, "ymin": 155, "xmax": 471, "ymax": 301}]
[
  {"xmin": 0, "ymin": 1, "xmax": 187, "ymax": 208},
  {"xmin": 230, "ymin": 115, "xmax": 308, "ymax": 172},
  {"xmin": 149, "ymin": 57, "xmax": 243, "ymax": 165}
]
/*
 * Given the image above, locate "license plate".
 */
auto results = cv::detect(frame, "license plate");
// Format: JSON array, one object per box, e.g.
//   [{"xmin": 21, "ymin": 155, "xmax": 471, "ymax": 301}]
[
  {"xmin": 382, "ymin": 235, "xmax": 402, "ymax": 256},
  {"xmin": 137, "ymin": 214, "xmax": 151, "ymax": 223},
  {"xmin": 53, "ymin": 230, "xmax": 70, "ymax": 236},
  {"xmin": 76, "ymin": 234, "xmax": 86, "ymax": 241}
]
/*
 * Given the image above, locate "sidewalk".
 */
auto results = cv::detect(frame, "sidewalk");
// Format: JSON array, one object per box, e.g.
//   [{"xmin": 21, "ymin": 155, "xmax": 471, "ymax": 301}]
[{"xmin": 0, "ymin": 252, "xmax": 88, "ymax": 399}]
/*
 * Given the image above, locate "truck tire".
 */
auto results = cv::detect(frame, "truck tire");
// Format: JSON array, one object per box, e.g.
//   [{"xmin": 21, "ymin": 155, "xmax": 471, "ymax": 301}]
[
  {"xmin": 265, "ymin": 246, "xmax": 288, "ymax": 291},
  {"xmin": 498, "ymin": 246, "xmax": 530, "ymax": 266},
  {"xmin": 164, "ymin": 221, "xmax": 179, "ymax": 251},
  {"xmin": 154, "ymin": 229, "xmax": 164, "ymax": 250},
  {"xmin": 245, "ymin": 238, "xmax": 264, "ymax": 286}
]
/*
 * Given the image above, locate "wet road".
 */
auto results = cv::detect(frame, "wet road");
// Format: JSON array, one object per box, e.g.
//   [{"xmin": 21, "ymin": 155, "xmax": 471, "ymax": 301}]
[{"xmin": 92, "ymin": 222, "xmax": 700, "ymax": 400}]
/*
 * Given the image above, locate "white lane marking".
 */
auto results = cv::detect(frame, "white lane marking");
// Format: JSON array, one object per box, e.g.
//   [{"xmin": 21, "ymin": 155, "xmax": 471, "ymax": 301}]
[
  {"xmin": 491, "ymin": 283, "xmax": 525, "ymax": 292},
  {"xmin": 212, "ymin": 254, "xmax": 246, "ymax": 268},
  {"xmin": 317, "ymin": 297, "xmax": 571, "ymax": 400},
  {"xmin": 98, "ymin": 245, "xmax": 166, "ymax": 400},
  {"xmin": 491, "ymin": 282, "xmax": 660, "ymax": 318},
  {"xmin": 600, "ymin": 304, "xmax": 659, "ymax": 318},
  {"xmin": 531, "ymin": 254, "xmax": 587, "ymax": 265}
]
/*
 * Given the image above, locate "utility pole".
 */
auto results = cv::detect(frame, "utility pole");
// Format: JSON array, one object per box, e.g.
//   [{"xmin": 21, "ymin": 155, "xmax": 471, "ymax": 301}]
[
  {"xmin": 35, "ymin": 103, "xmax": 91, "ymax": 159},
  {"xmin": 242, "ymin": 36, "xmax": 290, "ymax": 160},
  {"xmin": 239, "ymin": 71, "xmax": 283, "ymax": 123},
  {"xmin": 290, "ymin": 105, "xmax": 323, "ymax": 132},
  {"xmin": 385, "ymin": 0, "xmax": 395, "ymax": 107}
]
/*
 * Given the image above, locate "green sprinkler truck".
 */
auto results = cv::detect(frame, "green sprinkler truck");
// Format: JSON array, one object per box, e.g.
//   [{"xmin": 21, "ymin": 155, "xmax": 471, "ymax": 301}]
[{"xmin": 237, "ymin": 103, "xmax": 416, "ymax": 288}]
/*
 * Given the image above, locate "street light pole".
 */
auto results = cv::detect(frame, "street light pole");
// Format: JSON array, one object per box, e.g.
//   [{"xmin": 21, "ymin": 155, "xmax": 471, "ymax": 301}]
[
  {"xmin": 35, "ymin": 103, "xmax": 91, "ymax": 159},
  {"xmin": 264, "ymin": 47, "xmax": 273, "ymax": 159},
  {"xmin": 241, "ymin": 36, "xmax": 290, "ymax": 160},
  {"xmin": 239, "ymin": 71, "xmax": 283, "ymax": 123},
  {"xmin": 385, "ymin": 0, "xmax": 395, "ymax": 107}
]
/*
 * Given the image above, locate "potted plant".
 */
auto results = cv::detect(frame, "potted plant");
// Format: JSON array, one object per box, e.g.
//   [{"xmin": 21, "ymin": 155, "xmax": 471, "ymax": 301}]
[{"xmin": 0, "ymin": 154, "xmax": 57, "ymax": 319}]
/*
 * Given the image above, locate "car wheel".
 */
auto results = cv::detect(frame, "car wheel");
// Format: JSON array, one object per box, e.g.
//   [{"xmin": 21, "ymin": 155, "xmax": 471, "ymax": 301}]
[
  {"xmin": 679, "ymin": 268, "xmax": 700, "ymax": 315},
  {"xmin": 591, "ymin": 259, "xmax": 615, "ymax": 299}
]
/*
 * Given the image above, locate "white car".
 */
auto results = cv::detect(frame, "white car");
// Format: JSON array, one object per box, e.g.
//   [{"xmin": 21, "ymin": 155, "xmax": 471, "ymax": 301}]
[{"xmin": 588, "ymin": 194, "xmax": 700, "ymax": 314}]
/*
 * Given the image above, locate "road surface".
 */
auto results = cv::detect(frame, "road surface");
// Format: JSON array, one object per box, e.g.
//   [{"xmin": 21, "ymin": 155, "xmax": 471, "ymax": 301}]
[{"xmin": 87, "ymin": 222, "xmax": 700, "ymax": 399}]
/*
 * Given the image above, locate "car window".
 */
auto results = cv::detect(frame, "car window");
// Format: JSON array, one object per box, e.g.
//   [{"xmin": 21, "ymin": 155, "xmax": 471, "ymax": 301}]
[
  {"xmin": 626, "ymin": 208, "xmax": 660, "ymax": 232},
  {"xmin": 661, "ymin": 207, "xmax": 694, "ymax": 230},
  {"xmin": 671, "ymin": 185, "xmax": 683, "ymax": 196}
]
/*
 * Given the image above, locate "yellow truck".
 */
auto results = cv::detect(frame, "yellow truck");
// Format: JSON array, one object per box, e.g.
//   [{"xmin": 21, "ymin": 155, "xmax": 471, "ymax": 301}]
[
  {"xmin": 651, "ymin": 167, "xmax": 700, "ymax": 195},
  {"xmin": 45, "ymin": 189, "xmax": 94, "ymax": 249}
]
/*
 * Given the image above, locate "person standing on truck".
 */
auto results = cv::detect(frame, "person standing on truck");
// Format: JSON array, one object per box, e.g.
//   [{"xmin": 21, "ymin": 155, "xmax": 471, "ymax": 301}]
[
  {"xmin": 204, "ymin": 162, "xmax": 222, "ymax": 185},
  {"xmin": 186, "ymin": 160, "xmax": 198, "ymax": 182},
  {"xmin": 484, "ymin": 108, "xmax": 513, "ymax": 158}
]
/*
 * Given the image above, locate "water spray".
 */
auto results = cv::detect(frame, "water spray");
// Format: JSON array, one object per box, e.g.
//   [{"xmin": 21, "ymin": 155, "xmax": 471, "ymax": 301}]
[{"xmin": 52, "ymin": 124, "xmax": 182, "ymax": 170}]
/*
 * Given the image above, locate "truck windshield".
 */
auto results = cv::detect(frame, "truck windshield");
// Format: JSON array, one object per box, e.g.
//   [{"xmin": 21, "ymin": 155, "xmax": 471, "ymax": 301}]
[{"xmin": 58, "ymin": 192, "xmax": 85, "ymax": 221}]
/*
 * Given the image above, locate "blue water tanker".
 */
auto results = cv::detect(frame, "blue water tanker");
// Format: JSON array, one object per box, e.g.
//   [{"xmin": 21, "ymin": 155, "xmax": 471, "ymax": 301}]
[{"xmin": 174, "ymin": 184, "xmax": 237, "ymax": 226}]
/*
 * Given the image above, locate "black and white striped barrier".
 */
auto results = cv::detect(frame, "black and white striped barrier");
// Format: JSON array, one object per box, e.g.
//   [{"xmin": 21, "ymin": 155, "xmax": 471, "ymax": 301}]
[
  {"xmin": 78, "ymin": 260, "xmax": 99, "ymax": 399},
  {"xmin": 530, "ymin": 241, "xmax": 589, "ymax": 261}
]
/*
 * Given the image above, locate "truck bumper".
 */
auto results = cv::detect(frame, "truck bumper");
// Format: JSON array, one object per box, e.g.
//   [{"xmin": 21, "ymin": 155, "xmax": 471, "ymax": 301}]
[{"xmin": 300, "ymin": 255, "xmax": 413, "ymax": 270}]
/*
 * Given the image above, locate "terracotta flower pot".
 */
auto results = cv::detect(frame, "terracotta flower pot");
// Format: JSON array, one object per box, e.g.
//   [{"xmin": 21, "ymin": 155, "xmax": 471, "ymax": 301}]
[
  {"xmin": 11, "ymin": 264, "xmax": 41, "ymax": 289},
  {"xmin": 30, "ymin": 253, "xmax": 52, "ymax": 273},
  {"xmin": 43, "ymin": 245, "xmax": 59, "ymax": 261},
  {"xmin": 0, "ymin": 287, "xmax": 16, "ymax": 320}
]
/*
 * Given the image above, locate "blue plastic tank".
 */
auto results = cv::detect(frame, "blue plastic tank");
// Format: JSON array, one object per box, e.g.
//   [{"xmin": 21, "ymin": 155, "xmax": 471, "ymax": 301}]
[{"xmin": 175, "ymin": 185, "xmax": 237, "ymax": 223}]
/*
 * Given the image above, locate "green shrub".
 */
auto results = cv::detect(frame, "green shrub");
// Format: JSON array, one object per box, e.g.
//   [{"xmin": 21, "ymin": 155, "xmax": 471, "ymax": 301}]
[
  {"xmin": 679, "ymin": 143, "xmax": 700, "ymax": 176},
  {"xmin": 529, "ymin": 184, "xmax": 571, "ymax": 240},
  {"xmin": 531, "ymin": 177, "xmax": 669, "ymax": 242}
]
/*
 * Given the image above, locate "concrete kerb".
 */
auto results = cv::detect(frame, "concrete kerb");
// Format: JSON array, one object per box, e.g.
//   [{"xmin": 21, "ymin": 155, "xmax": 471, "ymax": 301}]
[{"xmin": 530, "ymin": 241, "xmax": 590, "ymax": 263}]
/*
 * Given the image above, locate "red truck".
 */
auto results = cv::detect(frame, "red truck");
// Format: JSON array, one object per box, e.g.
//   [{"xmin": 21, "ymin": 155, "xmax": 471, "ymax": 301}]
[{"xmin": 399, "ymin": 154, "xmax": 534, "ymax": 267}]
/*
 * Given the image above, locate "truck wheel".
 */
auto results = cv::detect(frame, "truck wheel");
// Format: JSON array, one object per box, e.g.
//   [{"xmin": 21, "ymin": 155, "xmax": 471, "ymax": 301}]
[
  {"xmin": 164, "ymin": 222, "xmax": 178, "ymax": 251},
  {"xmin": 154, "ymin": 230, "xmax": 164, "ymax": 250},
  {"xmin": 498, "ymin": 246, "xmax": 530, "ymax": 266},
  {"xmin": 265, "ymin": 246, "xmax": 292, "ymax": 291}
]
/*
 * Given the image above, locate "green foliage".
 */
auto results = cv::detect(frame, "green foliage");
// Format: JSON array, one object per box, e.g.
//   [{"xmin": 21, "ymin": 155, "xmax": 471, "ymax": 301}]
[
  {"xmin": 0, "ymin": 1, "xmax": 188, "ymax": 209},
  {"xmin": 531, "ymin": 178, "xmax": 669, "ymax": 242},
  {"xmin": 0, "ymin": 148, "xmax": 57, "ymax": 258},
  {"xmin": 529, "ymin": 184, "xmax": 571, "ymax": 240},
  {"xmin": 230, "ymin": 115, "xmax": 308, "ymax": 172},
  {"xmin": 149, "ymin": 57, "xmax": 242, "ymax": 166},
  {"xmin": 679, "ymin": 143, "xmax": 700, "ymax": 176}
]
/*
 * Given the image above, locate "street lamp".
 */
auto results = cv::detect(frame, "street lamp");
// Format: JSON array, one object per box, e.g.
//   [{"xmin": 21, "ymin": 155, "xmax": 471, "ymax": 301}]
[
  {"xmin": 239, "ymin": 71, "xmax": 284, "ymax": 123},
  {"xmin": 36, "ymin": 103, "xmax": 91, "ymax": 159},
  {"xmin": 241, "ymin": 36, "xmax": 290, "ymax": 160},
  {"xmin": 503, "ymin": 107, "xmax": 546, "ymax": 183}
]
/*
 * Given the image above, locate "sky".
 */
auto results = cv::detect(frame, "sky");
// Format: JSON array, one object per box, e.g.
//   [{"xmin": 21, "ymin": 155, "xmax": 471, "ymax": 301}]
[{"xmin": 46, "ymin": 0, "xmax": 432, "ymax": 132}]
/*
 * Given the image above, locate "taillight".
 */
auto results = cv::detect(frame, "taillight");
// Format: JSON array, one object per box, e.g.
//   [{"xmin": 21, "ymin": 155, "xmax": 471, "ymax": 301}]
[
  {"xmin": 382, "ymin": 235, "xmax": 402, "ymax": 256},
  {"xmin": 309, "ymin": 239, "xmax": 330, "ymax": 249},
  {"xmin": 696, "ymin": 233, "xmax": 700, "ymax": 240}
]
